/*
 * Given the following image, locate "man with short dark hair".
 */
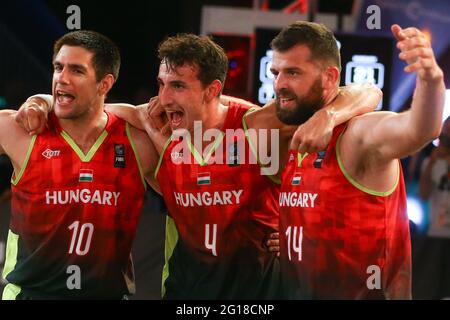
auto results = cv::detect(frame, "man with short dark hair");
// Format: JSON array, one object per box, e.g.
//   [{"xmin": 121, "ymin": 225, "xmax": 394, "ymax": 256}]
[
  {"xmin": 0, "ymin": 30, "xmax": 159, "ymax": 299},
  {"xmin": 275, "ymin": 21, "xmax": 444, "ymax": 299}
]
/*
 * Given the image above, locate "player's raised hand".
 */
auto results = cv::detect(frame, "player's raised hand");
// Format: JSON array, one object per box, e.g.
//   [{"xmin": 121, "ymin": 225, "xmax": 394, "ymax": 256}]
[{"xmin": 392, "ymin": 24, "xmax": 443, "ymax": 82}]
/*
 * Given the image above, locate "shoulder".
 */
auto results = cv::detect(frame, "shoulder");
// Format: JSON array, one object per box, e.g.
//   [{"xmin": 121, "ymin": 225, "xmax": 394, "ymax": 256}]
[
  {"xmin": 244, "ymin": 103, "xmax": 277, "ymax": 129},
  {"xmin": 0, "ymin": 109, "xmax": 34, "ymax": 145},
  {"xmin": 0, "ymin": 109, "xmax": 34, "ymax": 170},
  {"xmin": 344, "ymin": 111, "xmax": 397, "ymax": 143},
  {"xmin": 340, "ymin": 111, "xmax": 399, "ymax": 171},
  {"xmin": 0, "ymin": 109, "xmax": 17, "ymax": 124}
]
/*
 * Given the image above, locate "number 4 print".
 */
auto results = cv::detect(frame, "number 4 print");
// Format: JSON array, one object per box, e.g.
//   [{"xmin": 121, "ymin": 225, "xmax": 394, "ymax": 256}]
[{"xmin": 205, "ymin": 223, "xmax": 218, "ymax": 256}]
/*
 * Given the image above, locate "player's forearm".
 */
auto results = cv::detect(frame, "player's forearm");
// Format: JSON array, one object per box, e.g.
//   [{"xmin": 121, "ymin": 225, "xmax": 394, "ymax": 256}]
[
  {"xmin": 326, "ymin": 83, "xmax": 382, "ymax": 127},
  {"xmin": 409, "ymin": 76, "xmax": 445, "ymax": 144},
  {"xmin": 26, "ymin": 94, "xmax": 54, "ymax": 113},
  {"xmin": 220, "ymin": 95, "xmax": 259, "ymax": 109},
  {"xmin": 104, "ymin": 103, "xmax": 144, "ymax": 130}
]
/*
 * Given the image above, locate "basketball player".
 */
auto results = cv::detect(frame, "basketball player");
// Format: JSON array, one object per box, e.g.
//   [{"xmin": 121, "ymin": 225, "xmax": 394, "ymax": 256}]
[
  {"xmin": 0, "ymin": 30, "xmax": 159, "ymax": 299},
  {"xmin": 275, "ymin": 22, "xmax": 444, "ymax": 299}
]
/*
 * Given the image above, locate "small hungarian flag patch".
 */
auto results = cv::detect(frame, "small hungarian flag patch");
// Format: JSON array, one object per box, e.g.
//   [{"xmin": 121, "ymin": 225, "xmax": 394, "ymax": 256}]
[
  {"xmin": 197, "ymin": 172, "xmax": 211, "ymax": 185},
  {"xmin": 79, "ymin": 169, "xmax": 94, "ymax": 182},
  {"xmin": 291, "ymin": 173, "xmax": 301, "ymax": 185}
]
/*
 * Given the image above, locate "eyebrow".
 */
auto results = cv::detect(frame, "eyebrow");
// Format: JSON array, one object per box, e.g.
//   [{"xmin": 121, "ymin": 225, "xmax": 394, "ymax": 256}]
[
  {"xmin": 157, "ymin": 78, "xmax": 186, "ymax": 87},
  {"xmin": 169, "ymin": 80, "xmax": 186, "ymax": 87},
  {"xmin": 270, "ymin": 66, "xmax": 303, "ymax": 73},
  {"xmin": 53, "ymin": 61, "xmax": 88, "ymax": 72}
]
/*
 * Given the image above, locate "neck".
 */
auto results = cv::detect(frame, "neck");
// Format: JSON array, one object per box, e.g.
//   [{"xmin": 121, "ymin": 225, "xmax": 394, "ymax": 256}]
[
  {"xmin": 187, "ymin": 100, "xmax": 228, "ymax": 152},
  {"xmin": 192, "ymin": 99, "xmax": 228, "ymax": 136},
  {"xmin": 321, "ymin": 86, "xmax": 339, "ymax": 107},
  {"xmin": 59, "ymin": 103, "xmax": 108, "ymax": 152}
]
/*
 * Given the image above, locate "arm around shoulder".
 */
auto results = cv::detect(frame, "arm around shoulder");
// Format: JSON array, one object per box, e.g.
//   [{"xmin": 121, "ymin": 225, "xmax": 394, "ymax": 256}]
[{"xmin": 105, "ymin": 103, "xmax": 144, "ymax": 130}]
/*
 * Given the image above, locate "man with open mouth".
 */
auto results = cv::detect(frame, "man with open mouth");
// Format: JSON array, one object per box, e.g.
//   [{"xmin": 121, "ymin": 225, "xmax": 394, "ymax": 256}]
[{"xmin": 0, "ymin": 30, "xmax": 160, "ymax": 299}]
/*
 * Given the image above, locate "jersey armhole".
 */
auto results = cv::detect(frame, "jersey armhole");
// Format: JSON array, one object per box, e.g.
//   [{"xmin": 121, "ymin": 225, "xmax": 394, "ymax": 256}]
[
  {"xmin": 11, "ymin": 135, "xmax": 37, "ymax": 186},
  {"xmin": 125, "ymin": 123, "xmax": 147, "ymax": 191},
  {"xmin": 336, "ymin": 131, "xmax": 400, "ymax": 197},
  {"xmin": 154, "ymin": 137, "xmax": 172, "ymax": 180}
]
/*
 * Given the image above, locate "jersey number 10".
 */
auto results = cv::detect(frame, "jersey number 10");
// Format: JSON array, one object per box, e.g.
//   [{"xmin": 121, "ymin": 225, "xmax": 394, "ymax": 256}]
[{"xmin": 68, "ymin": 221, "xmax": 94, "ymax": 256}]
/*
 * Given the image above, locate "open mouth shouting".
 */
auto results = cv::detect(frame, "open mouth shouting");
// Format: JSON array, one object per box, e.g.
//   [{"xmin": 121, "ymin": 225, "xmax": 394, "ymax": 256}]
[
  {"xmin": 55, "ymin": 89, "xmax": 76, "ymax": 106},
  {"xmin": 165, "ymin": 109, "xmax": 185, "ymax": 129}
]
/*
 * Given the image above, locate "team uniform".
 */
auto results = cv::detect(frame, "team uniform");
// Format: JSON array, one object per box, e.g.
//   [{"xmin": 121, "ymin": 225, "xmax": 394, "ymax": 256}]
[
  {"xmin": 156, "ymin": 102, "xmax": 280, "ymax": 299},
  {"xmin": 279, "ymin": 124, "xmax": 411, "ymax": 299},
  {"xmin": 2, "ymin": 112, "xmax": 146, "ymax": 299}
]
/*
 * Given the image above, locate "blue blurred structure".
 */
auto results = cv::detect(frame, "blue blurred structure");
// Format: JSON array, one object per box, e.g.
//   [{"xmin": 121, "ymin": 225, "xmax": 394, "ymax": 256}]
[{"xmin": 358, "ymin": 0, "xmax": 450, "ymax": 112}]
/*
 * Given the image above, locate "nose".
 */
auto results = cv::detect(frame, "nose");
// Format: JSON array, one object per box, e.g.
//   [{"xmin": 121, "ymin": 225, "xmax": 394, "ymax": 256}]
[
  {"xmin": 55, "ymin": 67, "xmax": 70, "ymax": 85},
  {"xmin": 273, "ymin": 72, "xmax": 288, "ymax": 93},
  {"xmin": 158, "ymin": 85, "xmax": 173, "ymax": 107}
]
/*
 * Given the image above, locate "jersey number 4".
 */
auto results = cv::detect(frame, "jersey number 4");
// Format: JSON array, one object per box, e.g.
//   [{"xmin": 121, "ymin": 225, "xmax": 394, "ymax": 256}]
[{"xmin": 205, "ymin": 223, "xmax": 218, "ymax": 256}]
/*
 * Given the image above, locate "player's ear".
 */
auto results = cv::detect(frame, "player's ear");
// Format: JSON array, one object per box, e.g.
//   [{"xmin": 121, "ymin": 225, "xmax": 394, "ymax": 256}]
[
  {"xmin": 204, "ymin": 80, "xmax": 222, "ymax": 102},
  {"xmin": 322, "ymin": 66, "xmax": 340, "ymax": 89},
  {"xmin": 99, "ymin": 74, "xmax": 115, "ymax": 96}
]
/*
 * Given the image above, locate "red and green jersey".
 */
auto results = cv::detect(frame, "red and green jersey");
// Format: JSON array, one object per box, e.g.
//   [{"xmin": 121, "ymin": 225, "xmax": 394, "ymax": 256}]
[
  {"xmin": 279, "ymin": 124, "xmax": 411, "ymax": 299},
  {"xmin": 3, "ymin": 111, "xmax": 146, "ymax": 299},
  {"xmin": 157, "ymin": 102, "xmax": 280, "ymax": 299}
]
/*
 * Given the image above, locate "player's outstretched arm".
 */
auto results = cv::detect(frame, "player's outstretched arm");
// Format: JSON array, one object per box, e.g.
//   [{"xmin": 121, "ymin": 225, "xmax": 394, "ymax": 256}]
[
  {"xmin": 290, "ymin": 83, "xmax": 382, "ymax": 154},
  {"xmin": 344, "ymin": 25, "xmax": 444, "ymax": 162}
]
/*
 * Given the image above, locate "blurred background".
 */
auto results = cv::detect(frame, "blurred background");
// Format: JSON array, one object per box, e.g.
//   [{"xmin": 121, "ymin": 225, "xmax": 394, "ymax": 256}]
[{"xmin": 1, "ymin": 0, "xmax": 449, "ymax": 299}]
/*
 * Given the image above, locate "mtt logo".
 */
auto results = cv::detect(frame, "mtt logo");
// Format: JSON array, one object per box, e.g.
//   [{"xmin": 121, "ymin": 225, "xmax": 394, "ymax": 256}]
[{"xmin": 42, "ymin": 149, "xmax": 61, "ymax": 159}]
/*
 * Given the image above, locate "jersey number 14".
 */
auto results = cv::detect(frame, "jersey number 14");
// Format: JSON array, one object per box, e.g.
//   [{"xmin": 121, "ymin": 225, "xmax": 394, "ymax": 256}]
[{"xmin": 286, "ymin": 226, "xmax": 303, "ymax": 261}]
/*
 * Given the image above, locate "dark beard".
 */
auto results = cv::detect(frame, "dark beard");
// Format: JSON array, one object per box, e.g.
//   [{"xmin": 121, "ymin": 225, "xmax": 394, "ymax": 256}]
[{"xmin": 275, "ymin": 78, "xmax": 325, "ymax": 125}]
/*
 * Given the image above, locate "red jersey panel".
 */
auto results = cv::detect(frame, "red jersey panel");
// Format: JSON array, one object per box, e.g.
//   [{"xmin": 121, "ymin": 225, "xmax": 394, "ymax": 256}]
[
  {"xmin": 279, "ymin": 124, "xmax": 411, "ymax": 299},
  {"xmin": 6, "ymin": 111, "xmax": 145, "ymax": 299},
  {"xmin": 157, "ymin": 102, "xmax": 280, "ymax": 299}
]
